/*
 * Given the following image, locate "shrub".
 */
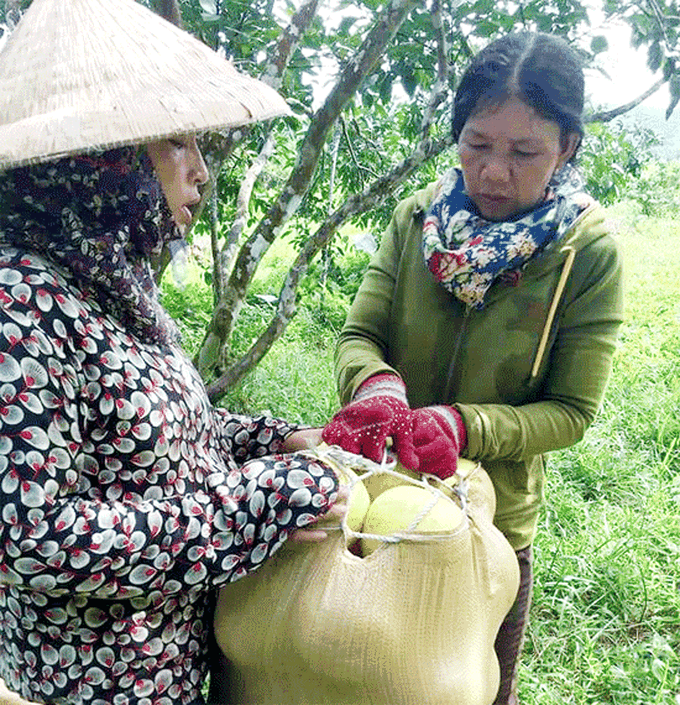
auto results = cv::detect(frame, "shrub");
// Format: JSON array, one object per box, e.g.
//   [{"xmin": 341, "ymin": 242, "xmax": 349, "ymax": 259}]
[
  {"xmin": 629, "ymin": 159, "xmax": 680, "ymax": 216},
  {"xmin": 580, "ymin": 121, "xmax": 657, "ymax": 206}
]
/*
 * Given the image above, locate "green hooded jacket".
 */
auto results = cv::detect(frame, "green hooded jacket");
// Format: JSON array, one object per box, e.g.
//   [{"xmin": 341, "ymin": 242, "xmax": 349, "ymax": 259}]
[{"xmin": 335, "ymin": 182, "xmax": 625, "ymax": 550}]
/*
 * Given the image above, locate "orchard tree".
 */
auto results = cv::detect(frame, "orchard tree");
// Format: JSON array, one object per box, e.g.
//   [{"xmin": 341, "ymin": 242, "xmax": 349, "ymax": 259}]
[
  {"xmin": 589, "ymin": 0, "xmax": 680, "ymax": 121},
  {"xmin": 3, "ymin": 0, "xmax": 680, "ymax": 402}
]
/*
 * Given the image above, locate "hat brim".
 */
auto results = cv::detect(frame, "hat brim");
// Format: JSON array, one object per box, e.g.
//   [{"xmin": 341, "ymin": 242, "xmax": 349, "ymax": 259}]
[{"xmin": 0, "ymin": 0, "xmax": 291, "ymax": 171}]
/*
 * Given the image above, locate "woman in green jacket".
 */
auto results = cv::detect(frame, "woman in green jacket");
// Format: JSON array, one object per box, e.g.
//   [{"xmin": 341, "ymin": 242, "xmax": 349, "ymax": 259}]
[{"xmin": 323, "ymin": 31, "xmax": 624, "ymax": 705}]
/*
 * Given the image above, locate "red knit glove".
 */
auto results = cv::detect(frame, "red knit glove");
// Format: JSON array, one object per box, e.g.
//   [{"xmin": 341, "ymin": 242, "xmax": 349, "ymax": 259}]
[
  {"xmin": 410, "ymin": 406, "xmax": 467, "ymax": 479},
  {"xmin": 322, "ymin": 374, "xmax": 419, "ymax": 468}
]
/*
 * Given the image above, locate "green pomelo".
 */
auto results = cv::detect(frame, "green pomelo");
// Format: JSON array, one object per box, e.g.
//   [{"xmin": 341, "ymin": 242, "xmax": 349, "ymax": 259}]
[
  {"xmin": 443, "ymin": 458, "xmax": 496, "ymax": 519},
  {"xmin": 309, "ymin": 444, "xmax": 371, "ymax": 534},
  {"xmin": 336, "ymin": 464, "xmax": 371, "ymax": 533},
  {"xmin": 361, "ymin": 485, "xmax": 464, "ymax": 555}
]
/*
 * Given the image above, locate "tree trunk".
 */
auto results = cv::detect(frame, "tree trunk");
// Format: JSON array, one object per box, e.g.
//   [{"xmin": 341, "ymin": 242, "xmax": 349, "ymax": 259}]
[
  {"xmin": 204, "ymin": 0, "xmax": 449, "ymax": 400},
  {"xmin": 150, "ymin": 0, "xmax": 183, "ymax": 27},
  {"xmin": 586, "ymin": 78, "xmax": 667, "ymax": 123},
  {"xmin": 198, "ymin": 0, "xmax": 421, "ymax": 385}
]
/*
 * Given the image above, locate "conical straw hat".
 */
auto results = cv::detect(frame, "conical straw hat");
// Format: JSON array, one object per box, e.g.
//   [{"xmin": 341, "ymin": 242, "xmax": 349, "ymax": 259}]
[{"xmin": 0, "ymin": 0, "xmax": 291, "ymax": 171}]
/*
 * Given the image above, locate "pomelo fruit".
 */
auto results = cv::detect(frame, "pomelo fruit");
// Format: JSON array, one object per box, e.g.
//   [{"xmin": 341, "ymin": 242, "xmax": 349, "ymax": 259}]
[
  {"xmin": 336, "ymin": 464, "xmax": 371, "ymax": 534},
  {"xmin": 363, "ymin": 457, "xmax": 478, "ymax": 501},
  {"xmin": 443, "ymin": 458, "xmax": 496, "ymax": 518},
  {"xmin": 309, "ymin": 444, "xmax": 371, "ymax": 534},
  {"xmin": 361, "ymin": 460, "xmax": 420, "ymax": 501},
  {"xmin": 361, "ymin": 484, "xmax": 464, "ymax": 555}
]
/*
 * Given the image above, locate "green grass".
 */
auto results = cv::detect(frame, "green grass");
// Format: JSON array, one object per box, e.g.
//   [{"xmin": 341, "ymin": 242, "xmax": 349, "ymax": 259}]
[
  {"xmin": 164, "ymin": 200, "xmax": 680, "ymax": 704},
  {"xmin": 520, "ymin": 202, "xmax": 680, "ymax": 705},
  {"xmin": 215, "ymin": 305, "xmax": 341, "ymax": 426}
]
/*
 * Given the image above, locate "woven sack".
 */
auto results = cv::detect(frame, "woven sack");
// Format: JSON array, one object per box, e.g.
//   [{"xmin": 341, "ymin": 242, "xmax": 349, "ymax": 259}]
[
  {"xmin": 213, "ymin": 449, "xmax": 520, "ymax": 705},
  {"xmin": 0, "ymin": 678, "xmax": 37, "ymax": 705}
]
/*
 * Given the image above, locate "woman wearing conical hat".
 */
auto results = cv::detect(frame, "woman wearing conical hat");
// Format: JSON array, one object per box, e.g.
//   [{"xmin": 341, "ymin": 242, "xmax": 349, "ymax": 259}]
[{"xmin": 0, "ymin": 1, "xmax": 345, "ymax": 703}]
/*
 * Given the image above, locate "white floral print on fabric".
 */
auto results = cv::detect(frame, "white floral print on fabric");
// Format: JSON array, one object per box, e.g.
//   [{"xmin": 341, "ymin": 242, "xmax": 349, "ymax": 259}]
[
  {"xmin": 422, "ymin": 165, "xmax": 594, "ymax": 308},
  {"xmin": 0, "ymin": 246, "xmax": 339, "ymax": 705}
]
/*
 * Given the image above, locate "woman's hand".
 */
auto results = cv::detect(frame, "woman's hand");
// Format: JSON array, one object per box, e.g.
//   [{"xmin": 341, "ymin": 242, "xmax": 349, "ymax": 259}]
[
  {"xmin": 0, "ymin": 679, "xmax": 40, "ymax": 705},
  {"xmin": 281, "ymin": 427, "xmax": 324, "ymax": 452},
  {"xmin": 263, "ymin": 428, "xmax": 349, "ymax": 543},
  {"xmin": 289, "ymin": 485, "xmax": 350, "ymax": 544},
  {"xmin": 410, "ymin": 406, "xmax": 467, "ymax": 479}
]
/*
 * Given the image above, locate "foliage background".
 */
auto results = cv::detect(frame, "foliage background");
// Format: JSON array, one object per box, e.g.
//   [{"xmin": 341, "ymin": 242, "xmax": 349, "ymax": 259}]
[{"xmin": 4, "ymin": 0, "xmax": 680, "ymax": 398}]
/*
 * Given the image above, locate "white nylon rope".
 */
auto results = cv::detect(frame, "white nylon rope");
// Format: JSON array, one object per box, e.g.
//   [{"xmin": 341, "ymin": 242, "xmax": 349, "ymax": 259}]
[{"xmin": 321, "ymin": 447, "xmax": 472, "ymax": 547}]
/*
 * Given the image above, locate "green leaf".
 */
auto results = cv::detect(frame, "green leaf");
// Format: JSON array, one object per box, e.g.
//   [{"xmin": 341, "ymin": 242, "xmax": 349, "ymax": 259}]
[
  {"xmin": 648, "ymin": 42, "xmax": 663, "ymax": 72},
  {"xmin": 663, "ymin": 59, "xmax": 675, "ymax": 80},
  {"xmin": 590, "ymin": 35, "xmax": 608, "ymax": 54},
  {"xmin": 198, "ymin": 0, "xmax": 217, "ymax": 15},
  {"xmin": 666, "ymin": 75, "xmax": 680, "ymax": 119},
  {"xmin": 338, "ymin": 16, "xmax": 357, "ymax": 35},
  {"xmin": 670, "ymin": 74, "xmax": 680, "ymax": 99}
]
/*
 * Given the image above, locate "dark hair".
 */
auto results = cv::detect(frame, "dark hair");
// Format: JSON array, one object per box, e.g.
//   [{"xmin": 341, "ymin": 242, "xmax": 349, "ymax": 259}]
[{"xmin": 452, "ymin": 32, "xmax": 584, "ymax": 158}]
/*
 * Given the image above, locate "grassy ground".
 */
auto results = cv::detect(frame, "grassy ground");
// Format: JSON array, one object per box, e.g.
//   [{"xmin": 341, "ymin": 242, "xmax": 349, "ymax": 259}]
[
  {"xmin": 520, "ymin": 203, "xmax": 680, "ymax": 705},
  {"xmin": 165, "ymin": 200, "xmax": 680, "ymax": 704}
]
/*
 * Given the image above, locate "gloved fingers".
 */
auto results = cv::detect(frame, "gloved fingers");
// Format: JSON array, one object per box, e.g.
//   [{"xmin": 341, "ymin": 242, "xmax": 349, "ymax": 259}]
[
  {"xmin": 321, "ymin": 424, "xmax": 363, "ymax": 456},
  {"xmin": 412, "ymin": 429, "xmax": 458, "ymax": 478},
  {"xmin": 411, "ymin": 425, "xmax": 440, "ymax": 448},
  {"xmin": 322, "ymin": 391, "xmax": 412, "ymax": 465},
  {"xmin": 322, "ymin": 419, "xmax": 389, "ymax": 464},
  {"xmin": 321, "ymin": 419, "xmax": 345, "ymax": 445},
  {"xmin": 413, "ymin": 437, "xmax": 455, "ymax": 460},
  {"xmin": 408, "ymin": 405, "xmax": 465, "ymax": 479},
  {"xmin": 325, "ymin": 401, "xmax": 395, "ymax": 434},
  {"xmin": 412, "ymin": 430, "xmax": 447, "ymax": 456},
  {"xmin": 390, "ymin": 429, "xmax": 420, "ymax": 470},
  {"xmin": 414, "ymin": 438, "xmax": 459, "ymax": 478},
  {"xmin": 321, "ymin": 403, "xmax": 389, "ymax": 442},
  {"xmin": 356, "ymin": 425, "xmax": 391, "ymax": 464},
  {"xmin": 419, "ymin": 457, "xmax": 458, "ymax": 480}
]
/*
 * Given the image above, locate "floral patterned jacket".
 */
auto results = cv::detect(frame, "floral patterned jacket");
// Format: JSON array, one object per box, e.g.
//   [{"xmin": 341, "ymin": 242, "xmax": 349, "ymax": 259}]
[{"xmin": 0, "ymin": 245, "xmax": 337, "ymax": 705}]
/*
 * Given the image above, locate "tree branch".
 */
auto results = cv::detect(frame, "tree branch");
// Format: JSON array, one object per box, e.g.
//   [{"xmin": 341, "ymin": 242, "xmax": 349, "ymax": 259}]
[
  {"xmin": 207, "ymin": 60, "xmax": 454, "ymax": 400},
  {"xmin": 342, "ymin": 116, "xmax": 381, "ymax": 182},
  {"xmin": 421, "ymin": 0, "xmax": 449, "ymax": 134},
  {"xmin": 268, "ymin": 0, "xmax": 321, "ymax": 90},
  {"xmin": 586, "ymin": 77, "xmax": 667, "ymax": 123},
  {"xmin": 200, "ymin": 0, "xmax": 320, "ymax": 160},
  {"xmin": 206, "ymin": 0, "xmax": 451, "ymax": 398},
  {"xmin": 150, "ymin": 0, "xmax": 183, "ymax": 28},
  {"xmin": 206, "ymin": 132, "xmax": 453, "ymax": 400},
  {"xmin": 222, "ymin": 134, "xmax": 277, "ymax": 275},
  {"xmin": 201, "ymin": 0, "xmax": 421, "ymax": 379}
]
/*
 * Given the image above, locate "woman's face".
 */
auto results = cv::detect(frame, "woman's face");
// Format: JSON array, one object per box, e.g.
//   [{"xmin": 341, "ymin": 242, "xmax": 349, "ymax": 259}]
[
  {"xmin": 458, "ymin": 97, "xmax": 579, "ymax": 221},
  {"xmin": 146, "ymin": 136, "xmax": 209, "ymax": 230}
]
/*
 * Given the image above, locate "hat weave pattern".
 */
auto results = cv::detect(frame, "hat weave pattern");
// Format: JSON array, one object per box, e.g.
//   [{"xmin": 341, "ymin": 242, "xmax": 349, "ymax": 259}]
[{"xmin": 0, "ymin": 0, "xmax": 290, "ymax": 170}]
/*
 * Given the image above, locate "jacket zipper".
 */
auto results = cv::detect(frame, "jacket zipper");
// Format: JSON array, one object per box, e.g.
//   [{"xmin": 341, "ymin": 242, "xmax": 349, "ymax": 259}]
[
  {"xmin": 443, "ymin": 304, "xmax": 471, "ymax": 401},
  {"xmin": 527, "ymin": 197, "xmax": 599, "ymax": 379}
]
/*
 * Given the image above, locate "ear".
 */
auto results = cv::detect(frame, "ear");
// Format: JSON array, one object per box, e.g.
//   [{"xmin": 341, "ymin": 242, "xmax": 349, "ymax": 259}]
[{"xmin": 557, "ymin": 132, "xmax": 580, "ymax": 169}]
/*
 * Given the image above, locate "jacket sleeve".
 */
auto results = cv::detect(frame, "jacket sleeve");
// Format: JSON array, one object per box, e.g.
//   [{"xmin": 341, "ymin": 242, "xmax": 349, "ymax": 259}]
[
  {"xmin": 0, "ymin": 326, "xmax": 338, "ymax": 598},
  {"xmin": 458, "ymin": 232, "xmax": 625, "ymax": 462},
  {"xmin": 211, "ymin": 408, "xmax": 299, "ymax": 461}
]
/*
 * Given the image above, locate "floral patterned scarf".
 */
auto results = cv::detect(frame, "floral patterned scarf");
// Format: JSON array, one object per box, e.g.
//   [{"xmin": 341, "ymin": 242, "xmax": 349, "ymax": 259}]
[
  {"xmin": 0, "ymin": 147, "xmax": 181, "ymax": 347},
  {"xmin": 422, "ymin": 164, "xmax": 594, "ymax": 309}
]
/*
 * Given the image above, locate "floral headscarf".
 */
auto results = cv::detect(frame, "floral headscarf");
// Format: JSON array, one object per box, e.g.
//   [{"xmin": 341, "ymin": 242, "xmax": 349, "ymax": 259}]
[
  {"xmin": 0, "ymin": 147, "xmax": 181, "ymax": 347},
  {"xmin": 422, "ymin": 164, "xmax": 594, "ymax": 309}
]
